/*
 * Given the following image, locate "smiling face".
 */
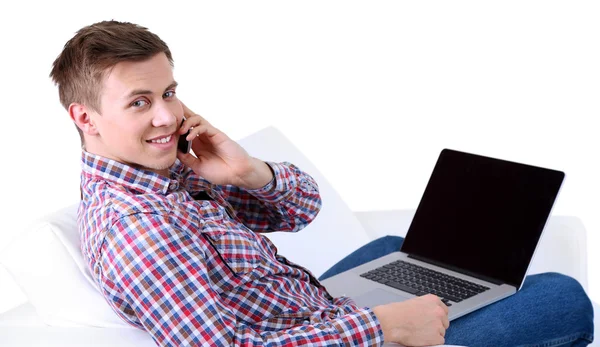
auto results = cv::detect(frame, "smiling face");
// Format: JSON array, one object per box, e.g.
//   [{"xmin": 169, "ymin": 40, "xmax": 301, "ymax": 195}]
[{"xmin": 84, "ymin": 53, "xmax": 183, "ymax": 176}]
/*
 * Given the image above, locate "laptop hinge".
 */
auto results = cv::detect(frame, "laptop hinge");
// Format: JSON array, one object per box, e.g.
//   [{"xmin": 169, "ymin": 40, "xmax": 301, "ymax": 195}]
[{"xmin": 407, "ymin": 254, "xmax": 504, "ymax": 286}]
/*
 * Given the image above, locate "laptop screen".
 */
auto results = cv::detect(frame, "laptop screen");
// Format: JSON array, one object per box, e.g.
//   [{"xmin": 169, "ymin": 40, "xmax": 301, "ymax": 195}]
[{"xmin": 400, "ymin": 149, "xmax": 564, "ymax": 288}]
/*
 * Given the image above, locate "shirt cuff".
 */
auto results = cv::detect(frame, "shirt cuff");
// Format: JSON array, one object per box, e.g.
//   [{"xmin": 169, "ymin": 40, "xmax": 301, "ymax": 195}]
[
  {"xmin": 331, "ymin": 307, "xmax": 385, "ymax": 346},
  {"xmin": 245, "ymin": 162, "xmax": 297, "ymax": 202}
]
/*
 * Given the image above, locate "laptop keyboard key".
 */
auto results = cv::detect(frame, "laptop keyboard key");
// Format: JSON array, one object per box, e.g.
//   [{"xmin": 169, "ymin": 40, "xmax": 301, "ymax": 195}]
[{"xmin": 442, "ymin": 293, "xmax": 462, "ymax": 303}]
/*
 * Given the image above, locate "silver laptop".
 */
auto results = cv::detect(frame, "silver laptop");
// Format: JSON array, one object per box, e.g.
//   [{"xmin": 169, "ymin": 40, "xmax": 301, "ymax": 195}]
[{"xmin": 322, "ymin": 149, "xmax": 564, "ymax": 321}]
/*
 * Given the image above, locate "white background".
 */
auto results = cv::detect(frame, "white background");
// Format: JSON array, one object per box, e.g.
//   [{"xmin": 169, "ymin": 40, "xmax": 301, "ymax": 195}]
[{"xmin": 0, "ymin": 1, "xmax": 598, "ymax": 314}]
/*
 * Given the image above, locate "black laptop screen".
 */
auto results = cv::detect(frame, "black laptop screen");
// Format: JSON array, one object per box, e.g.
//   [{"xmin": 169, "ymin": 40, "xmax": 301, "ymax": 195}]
[{"xmin": 400, "ymin": 149, "xmax": 564, "ymax": 288}]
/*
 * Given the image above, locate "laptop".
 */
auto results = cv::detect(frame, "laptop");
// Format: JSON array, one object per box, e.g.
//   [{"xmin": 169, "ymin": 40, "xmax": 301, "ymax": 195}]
[{"xmin": 321, "ymin": 148, "xmax": 564, "ymax": 320}]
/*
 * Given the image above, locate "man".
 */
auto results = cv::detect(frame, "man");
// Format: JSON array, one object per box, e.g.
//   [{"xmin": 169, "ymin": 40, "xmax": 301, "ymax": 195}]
[{"xmin": 50, "ymin": 20, "xmax": 594, "ymax": 346}]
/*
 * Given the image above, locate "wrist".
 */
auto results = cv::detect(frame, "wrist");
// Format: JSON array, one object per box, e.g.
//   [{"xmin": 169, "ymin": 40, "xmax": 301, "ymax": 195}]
[
  {"xmin": 237, "ymin": 158, "xmax": 274, "ymax": 190},
  {"xmin": 372, "ymin": 305, "xmax": 403, "ymax": 343},
  {"xmin": 372, "ymin": 306, "xmax": 389, "ymax": 342}
]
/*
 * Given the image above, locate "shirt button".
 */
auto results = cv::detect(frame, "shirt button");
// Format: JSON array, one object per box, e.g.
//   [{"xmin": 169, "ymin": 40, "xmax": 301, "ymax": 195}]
[{"xmin": 169, "ymin": 181, "xmax": 179, "ymax": 190}]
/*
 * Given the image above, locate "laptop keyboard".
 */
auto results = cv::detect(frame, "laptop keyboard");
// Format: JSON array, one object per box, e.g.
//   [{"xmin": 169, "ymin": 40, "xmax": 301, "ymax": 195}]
[{"xmin": 360, "ymin": 260, "xmax": 490, "ymax": 307}]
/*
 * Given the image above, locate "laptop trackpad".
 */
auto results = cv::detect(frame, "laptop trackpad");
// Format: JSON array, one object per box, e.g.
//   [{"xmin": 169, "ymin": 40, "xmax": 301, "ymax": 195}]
[{"xmin": 353, "ymin": 288, "xmax": 413, "ymax": 308}]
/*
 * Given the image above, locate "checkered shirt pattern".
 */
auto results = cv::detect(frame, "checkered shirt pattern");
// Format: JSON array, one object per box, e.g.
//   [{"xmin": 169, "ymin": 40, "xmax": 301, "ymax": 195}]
[{"xmin": 78, "ymin": 151, "xmax": 384, "ymax": 346}]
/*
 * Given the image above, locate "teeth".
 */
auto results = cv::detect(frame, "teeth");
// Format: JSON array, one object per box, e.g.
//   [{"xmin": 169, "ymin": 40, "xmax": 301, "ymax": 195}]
[{"xmin": 150, "ymin": 135, "xmax": 171, "ymax": 144}]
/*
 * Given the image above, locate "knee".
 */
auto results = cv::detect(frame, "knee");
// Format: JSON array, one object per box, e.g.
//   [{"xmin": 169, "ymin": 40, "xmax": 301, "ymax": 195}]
[
  {"xmin": 526, "ymin": 272, "xmax": 593, "ymax": 316},
  {"xmin": 528, "ymin": 272, "xmax": 586, "ymax": 294}
]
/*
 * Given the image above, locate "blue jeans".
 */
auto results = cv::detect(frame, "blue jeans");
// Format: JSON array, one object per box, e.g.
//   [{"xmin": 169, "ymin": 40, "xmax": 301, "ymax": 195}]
[{"xmin": 319, "ymin": 236, "xmax": 595, "ymax": 347}]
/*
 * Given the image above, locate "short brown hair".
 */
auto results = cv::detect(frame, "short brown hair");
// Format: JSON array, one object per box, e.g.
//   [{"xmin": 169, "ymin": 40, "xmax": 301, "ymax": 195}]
[{"xmin": 49, "ymin": 20, "xmax": 173, "ymax": 144}]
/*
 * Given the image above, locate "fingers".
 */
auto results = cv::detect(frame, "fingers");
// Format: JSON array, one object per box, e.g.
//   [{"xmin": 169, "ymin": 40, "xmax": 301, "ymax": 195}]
[
  {"xmin": 440, "ymin": 299, "xmax": 449, "ymax": 315},
  {"xmin": 422, "ymin": 294, "xmax": 450, "ymax": 338},
  {"xmin": 179, "ymin": 101, "xmax": 210, "ymax": 131},
  {"xmin": 180, "ymin": 101, "xmax": 199, "ymax": 120},
  {"xmin": 179, "ymin": 114, "xmax": 204, "ymax": 133},
  {"xmin": 423, "ymin": 294, "xmax": 449, "ymax": 312},
  {"xmin": 437, "ymin": 318, "xmax": 447, "ymax": 345},
  {"xmin": 428, "ymin": 333, "xmax": 445, "ymax": 346},
  {"xmin": 436, "ymin": 296, "xmax": 449, "ymax": 329},
  {"xmin": 179, "ymin": 113, "xmax": 221, "ymax": 140},
  {"xmin": 176, "ymin": 151, "xmax": 197, "ymax": 169},
  {"xmin": 429, "ymin": 295, "xmax": 450, "ymax": 336},
  {"xmin": 435, "ymin": 302, "xmax": 449, "ymax": 331},
  {"xmin": 184, "ymin": 123, "xmax": 220, "ymax": 141},
  {"xmin": 442, "ymin": 314, "xmax": 450, "ymax": 329},
  {"xmin": 426, "ymin": 294, "xmax": 449, "ymax": 315}
]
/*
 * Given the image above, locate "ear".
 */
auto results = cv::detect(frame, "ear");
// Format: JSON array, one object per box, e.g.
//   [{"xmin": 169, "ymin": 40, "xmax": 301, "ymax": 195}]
[{"xmin": 69, "ymin": 103, "xmax": 99, "ymax": 136}]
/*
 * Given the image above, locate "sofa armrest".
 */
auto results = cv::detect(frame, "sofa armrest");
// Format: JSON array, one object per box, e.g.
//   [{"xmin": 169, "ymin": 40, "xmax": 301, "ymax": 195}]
[{"xmin": 352, "ymin": 210, "xmax": 589, "ymax": 292}]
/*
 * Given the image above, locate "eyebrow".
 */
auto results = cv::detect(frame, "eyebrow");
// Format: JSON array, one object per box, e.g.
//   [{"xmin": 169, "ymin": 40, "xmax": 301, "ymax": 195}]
[{"xmin": 125, "ymin": 81, "xmax": 178, "ymax": 99}]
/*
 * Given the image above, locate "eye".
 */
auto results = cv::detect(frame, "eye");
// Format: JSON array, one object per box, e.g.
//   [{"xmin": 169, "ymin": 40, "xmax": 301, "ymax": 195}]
[
  {"xmin": 131, "ymin": 99, "xmax": 149, "ymax": 108},
  {"xmin": 163, "ymin": 90, "xmax": 176, "ymax": 99}
]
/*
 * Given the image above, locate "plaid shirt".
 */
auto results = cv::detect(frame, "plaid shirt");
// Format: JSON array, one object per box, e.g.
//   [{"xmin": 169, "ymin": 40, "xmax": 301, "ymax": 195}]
[{"xmin": 78, "ymin": 151, "xmax": 384, "ymax": 346}]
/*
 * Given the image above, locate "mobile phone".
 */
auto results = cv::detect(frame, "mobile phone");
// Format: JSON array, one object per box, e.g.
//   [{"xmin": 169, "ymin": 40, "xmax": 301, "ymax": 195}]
[{"xmin": 178, "ymin": 119, "xmax": 192, "ymax": 153}]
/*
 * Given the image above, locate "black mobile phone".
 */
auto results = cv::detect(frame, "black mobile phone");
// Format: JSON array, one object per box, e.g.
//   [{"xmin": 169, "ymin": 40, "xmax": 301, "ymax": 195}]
[{"xmin": 178, "ymin": 119, "xmax": 192, "ymax": 153}]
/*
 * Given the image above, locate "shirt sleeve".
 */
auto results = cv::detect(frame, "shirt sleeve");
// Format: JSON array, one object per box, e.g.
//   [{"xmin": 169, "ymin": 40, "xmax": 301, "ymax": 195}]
[
  {"xmin": 185, "ymin": 161, "xmax": 322, "ymax": 233},
  {"xmin": 101, "ymin": 213, "xmax": 383, "ymax": 347}
]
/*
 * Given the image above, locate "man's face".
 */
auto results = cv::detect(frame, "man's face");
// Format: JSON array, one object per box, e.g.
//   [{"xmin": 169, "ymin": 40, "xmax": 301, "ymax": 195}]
[{"xmin": 88, "ymin": 53, "xmax": 183, "ymax": 176}]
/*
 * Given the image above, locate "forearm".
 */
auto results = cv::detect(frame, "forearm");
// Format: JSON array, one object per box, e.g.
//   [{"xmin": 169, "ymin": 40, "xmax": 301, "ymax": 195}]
[
  {"xmin": 182, "ymin": 160, "xmax": 321, "ymax": 232},
  {"xmin": 218, "ymin": 161, "xmax": 322, "ymax": 232},
  {"xmin": 236, "ymin": 157, "xmax": 275, "ymax": 190},
  {"xmin": 234, "ymin": 307, "xmax": 383, "ymax": 346}
]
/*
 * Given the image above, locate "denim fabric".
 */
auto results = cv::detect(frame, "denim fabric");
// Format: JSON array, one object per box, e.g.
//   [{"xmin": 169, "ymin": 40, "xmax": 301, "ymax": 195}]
[{"xmin": 319, "ymin": 236, "xmax": 595, "ymax": 347}]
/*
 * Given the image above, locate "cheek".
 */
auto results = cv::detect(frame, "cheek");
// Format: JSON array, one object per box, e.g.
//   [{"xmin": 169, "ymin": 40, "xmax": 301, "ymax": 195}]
[
  {"xmin": 171, "ymin": 100, "xmax": 184, "ymax": 119},
  {"xmin": 108, "ymin": 120, "xmax": 147, "ymax": 144}
]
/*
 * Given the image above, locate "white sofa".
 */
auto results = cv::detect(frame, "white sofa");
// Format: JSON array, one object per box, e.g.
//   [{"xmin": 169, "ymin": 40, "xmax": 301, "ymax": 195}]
[{"xmin": 0, "ymin": 127, "xmax": 596, "ymax": 346}]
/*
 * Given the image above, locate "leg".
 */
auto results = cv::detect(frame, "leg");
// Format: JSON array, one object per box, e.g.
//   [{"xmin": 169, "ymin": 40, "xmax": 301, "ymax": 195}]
[
  {"xmin": 319, "ymin": 236, "xmax": 595, "ymax": 346},
  {"xmin": 444, "ymin": 273, "xmax": 594, "ymax": 347}
]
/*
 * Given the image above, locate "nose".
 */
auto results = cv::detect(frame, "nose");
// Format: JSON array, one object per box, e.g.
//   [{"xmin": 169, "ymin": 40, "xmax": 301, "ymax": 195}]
[{"xmin": 151, "ymin": 102, "xmax": 177, "ymax": 128}]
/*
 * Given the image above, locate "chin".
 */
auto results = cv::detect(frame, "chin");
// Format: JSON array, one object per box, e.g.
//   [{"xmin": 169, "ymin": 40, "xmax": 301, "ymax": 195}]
[
  {"xmin": 151, "ymin": 157, "xmax": 177, "ymax": 171},
  {"xmin": 136, "ymin": 153, "xmax": 177, "ymax": 174}
]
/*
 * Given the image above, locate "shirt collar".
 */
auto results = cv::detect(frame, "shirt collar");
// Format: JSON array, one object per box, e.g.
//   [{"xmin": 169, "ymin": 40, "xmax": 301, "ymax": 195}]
[{"xmin": 81, "ymin": 151, "xmax": 185, "ymax": 195}]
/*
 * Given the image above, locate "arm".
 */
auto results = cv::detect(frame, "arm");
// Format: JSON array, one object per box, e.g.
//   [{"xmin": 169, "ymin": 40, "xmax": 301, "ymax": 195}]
[
  {"xmin": 185, "ymin": 160, "xmax": 322, "ymax": 233},
  {"xmin": 174, "ymin": 102, "xmax": 321, "ymax": 233},
  {"xmin": 102, "ymin": 213, "xmax": 383, "ymax": 346}
]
